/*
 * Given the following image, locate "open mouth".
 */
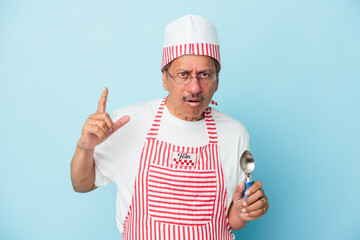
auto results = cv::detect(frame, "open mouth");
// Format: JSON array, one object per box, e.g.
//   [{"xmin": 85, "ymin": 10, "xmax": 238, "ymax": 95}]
[
  {"xmin": 183, "ymin": 95, "xmax": 204, "ymax": 107},
  {"xmin": 187, "ymin": 99, "xmax": 201, "ymax": 103},
  {"xmin": 185, "ymin": 99, "xmax": 202, "ymax": 107}
]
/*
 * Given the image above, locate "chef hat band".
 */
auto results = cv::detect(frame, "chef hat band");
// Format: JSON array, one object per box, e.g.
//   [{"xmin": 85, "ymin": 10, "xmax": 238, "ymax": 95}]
[{"xmin": 161, "ymin": 15, "xmax": 221, "ymax": 71}]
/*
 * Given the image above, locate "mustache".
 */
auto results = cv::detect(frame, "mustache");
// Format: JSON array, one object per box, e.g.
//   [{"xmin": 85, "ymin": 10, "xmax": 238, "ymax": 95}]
[{"xmin": 182, "ymin": 94, "xmax": 205, "ymax": 101}]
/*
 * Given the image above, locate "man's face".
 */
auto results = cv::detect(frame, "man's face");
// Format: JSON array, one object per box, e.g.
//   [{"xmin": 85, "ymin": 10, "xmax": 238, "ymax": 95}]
[{"xmin": 162, "ymin": 55, "xmax": 219, "ymax": 121}]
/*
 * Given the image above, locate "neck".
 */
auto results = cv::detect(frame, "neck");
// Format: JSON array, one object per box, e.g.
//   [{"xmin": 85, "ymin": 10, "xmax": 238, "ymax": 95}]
[{"xmin": 165, "ymin": 101, "xmax": 205, "ymax": 121}]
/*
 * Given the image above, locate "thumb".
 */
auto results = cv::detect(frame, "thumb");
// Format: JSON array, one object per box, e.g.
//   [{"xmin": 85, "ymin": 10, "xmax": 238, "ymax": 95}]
[
  {"xmin": 233, "ymin": 181, "xmax": 245, "ymax": 201},
  {"xmin": 109, "ymin": 115, "xmax": 130, "ymax": 135}
]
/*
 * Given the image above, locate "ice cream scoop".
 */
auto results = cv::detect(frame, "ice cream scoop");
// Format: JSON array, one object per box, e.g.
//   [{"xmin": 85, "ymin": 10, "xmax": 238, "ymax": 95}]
[{"xmin": 240, "ymin": 150, "xmax": 255, "ymax": 199}]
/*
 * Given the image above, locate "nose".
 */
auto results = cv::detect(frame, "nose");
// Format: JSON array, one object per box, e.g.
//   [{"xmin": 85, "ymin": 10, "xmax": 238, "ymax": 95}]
[{"xmin": 186, "ymin": 76, "xmax": 202, "ymax": 94}]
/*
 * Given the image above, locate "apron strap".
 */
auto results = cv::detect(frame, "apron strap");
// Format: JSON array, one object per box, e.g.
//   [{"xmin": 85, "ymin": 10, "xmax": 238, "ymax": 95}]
[
  {"xmin": 204, "ymin": 107, "xmax": 218, "ymax": 144},
  {"xmin": 146, "ymin": 98, "xmax": 166, "ymax": 140}
]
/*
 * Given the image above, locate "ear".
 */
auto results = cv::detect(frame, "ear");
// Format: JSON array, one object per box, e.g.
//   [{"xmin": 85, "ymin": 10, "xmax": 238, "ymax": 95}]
[
  {"xmin": 214, "ymin": 78, "xmax": 219, "ymax": 92},
  {"xmin": 162, "ymin": 71, "xmax": 169, "ymax": 91}
]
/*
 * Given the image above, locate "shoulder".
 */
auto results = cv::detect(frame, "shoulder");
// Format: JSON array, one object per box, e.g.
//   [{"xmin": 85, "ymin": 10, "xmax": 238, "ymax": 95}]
[
  {"xmin": 96, "ymin": 98, "xmax": 163, "ymax": 152},
  {"xmin": 112, "ymin": 98, "xmax": 162, "ymax": 121},
  {"xmin": 212, "ymin": 108, "xmax": 249, "ymax": 138}
]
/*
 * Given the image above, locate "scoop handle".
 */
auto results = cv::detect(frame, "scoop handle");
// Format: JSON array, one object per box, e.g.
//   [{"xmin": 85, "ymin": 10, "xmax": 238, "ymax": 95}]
[{"xmin": 244, "ymin": 180, "xmax": 254, "ymax": 199}]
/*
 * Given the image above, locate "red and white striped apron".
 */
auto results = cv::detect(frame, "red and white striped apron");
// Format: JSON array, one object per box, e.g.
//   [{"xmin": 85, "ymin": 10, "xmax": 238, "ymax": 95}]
[{"xmin": 122, "ymin": 99, "xmax": 234, "ymax": 240}]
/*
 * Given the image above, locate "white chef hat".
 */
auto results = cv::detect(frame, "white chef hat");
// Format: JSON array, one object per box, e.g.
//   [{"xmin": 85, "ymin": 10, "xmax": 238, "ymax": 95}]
[{"xmin": 161, "ymin": 15, "xmax": 221, "ymax": 71}]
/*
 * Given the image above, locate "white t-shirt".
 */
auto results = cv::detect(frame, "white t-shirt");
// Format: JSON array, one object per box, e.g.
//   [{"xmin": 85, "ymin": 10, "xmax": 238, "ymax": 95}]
[{"xmin": 94, "ymin": 98, "xmax": 249, "ymax": 233}]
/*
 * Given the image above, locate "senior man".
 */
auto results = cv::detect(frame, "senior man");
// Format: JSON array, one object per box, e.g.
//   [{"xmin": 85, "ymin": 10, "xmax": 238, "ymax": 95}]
[{"xmin": 71, "ymin": 15, "xmax": 269, "ymax": 239}]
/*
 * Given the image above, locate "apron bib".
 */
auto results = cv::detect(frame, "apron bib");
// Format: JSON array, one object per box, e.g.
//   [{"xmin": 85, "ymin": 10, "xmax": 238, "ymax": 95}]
[{"xmin": 122, "ymin": 98, "xmax": 234, "ymax": 240}]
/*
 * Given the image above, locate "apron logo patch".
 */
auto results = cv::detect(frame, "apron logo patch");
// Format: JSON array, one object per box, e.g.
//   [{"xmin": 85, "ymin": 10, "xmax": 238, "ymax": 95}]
[{"xmin": 172, "ymin": 152, "xmax": 196, "ymax": 166}]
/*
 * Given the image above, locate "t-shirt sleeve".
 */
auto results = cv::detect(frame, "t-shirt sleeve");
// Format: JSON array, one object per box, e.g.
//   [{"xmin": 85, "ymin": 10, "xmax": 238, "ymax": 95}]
[
  {"xmin": 93, "ymin": 111, "xmax": 123, "ymax": 187},
  {"xmin": 94, "ymin": 141, "xmax": 114, "ymax": 186},
  {"xmin": 92, "ymin": 99, "xmax": 158, "ymax": 188},
  {"xmin": 93, "ymin": 136, "xmax": 117, "ymax": 186}
]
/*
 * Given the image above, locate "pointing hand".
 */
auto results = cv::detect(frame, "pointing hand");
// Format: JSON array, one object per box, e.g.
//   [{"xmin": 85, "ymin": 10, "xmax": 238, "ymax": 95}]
[{"xmin": 78, "ymin": 87, "xmax": 130, "ymax": 150}]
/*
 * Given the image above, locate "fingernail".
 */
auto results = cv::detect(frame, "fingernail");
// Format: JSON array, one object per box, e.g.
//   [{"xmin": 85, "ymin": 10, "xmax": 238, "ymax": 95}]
[
  {"xmin": 243, "ymin": 202, "xmax": 247, "ymax": 207},
  {"xmin": 242, "ymin": 208, "xmax": 247, "ymax": 213},
  {"xmin": 245, "ymin": 190, "xmax": 250, "ymax": 196}
]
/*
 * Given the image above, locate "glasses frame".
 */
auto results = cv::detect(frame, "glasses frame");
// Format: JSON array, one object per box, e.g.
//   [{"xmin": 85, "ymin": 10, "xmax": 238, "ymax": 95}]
[{"xmin": 166, "ymin": 69, "xmax": 218, "ymax": 85}]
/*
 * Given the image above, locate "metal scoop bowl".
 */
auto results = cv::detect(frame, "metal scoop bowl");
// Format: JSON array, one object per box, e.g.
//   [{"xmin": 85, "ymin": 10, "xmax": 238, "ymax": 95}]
[{"xmin": 240, "ymin": 150, "xmax": 255, "ymax": 199}]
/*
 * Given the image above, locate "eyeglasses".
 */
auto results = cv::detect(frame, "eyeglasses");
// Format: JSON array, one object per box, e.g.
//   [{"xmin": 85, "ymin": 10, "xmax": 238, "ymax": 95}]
[{"xmin": 166, "ymin": 70, "xmax": 218, "ymax": 85}]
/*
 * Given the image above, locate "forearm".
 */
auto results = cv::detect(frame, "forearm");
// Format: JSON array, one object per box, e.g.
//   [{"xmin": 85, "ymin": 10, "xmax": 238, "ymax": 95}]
[
  {"xmin": 70, "ymin": 140, "xmax": 97, "ymax": 193},
  {"xmin": 228, "ymin": 203, "xmax": 248, "ymax": 230}
]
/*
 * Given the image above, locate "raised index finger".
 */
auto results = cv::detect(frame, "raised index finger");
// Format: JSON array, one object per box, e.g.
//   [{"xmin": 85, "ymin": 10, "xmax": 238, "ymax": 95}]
[{"xmin": 97, "ymin": 87, "xmax": 108, "ymax": 113}]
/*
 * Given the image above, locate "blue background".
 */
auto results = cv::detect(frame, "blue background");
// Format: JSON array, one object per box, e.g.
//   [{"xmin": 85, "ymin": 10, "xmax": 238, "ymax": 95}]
[{"xmin": 1, "ymin": 0, "xmax": 359, "ymax": 239}]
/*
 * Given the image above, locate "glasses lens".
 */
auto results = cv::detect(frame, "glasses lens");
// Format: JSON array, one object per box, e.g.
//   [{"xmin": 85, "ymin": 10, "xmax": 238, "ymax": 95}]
[
  {"xmin": 174, "ymin": 76, "xmax": 191, "ymax": 85},
  {"xmin": 199, "ymin": 73, "xmax": 216, "ymax": 83}
]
